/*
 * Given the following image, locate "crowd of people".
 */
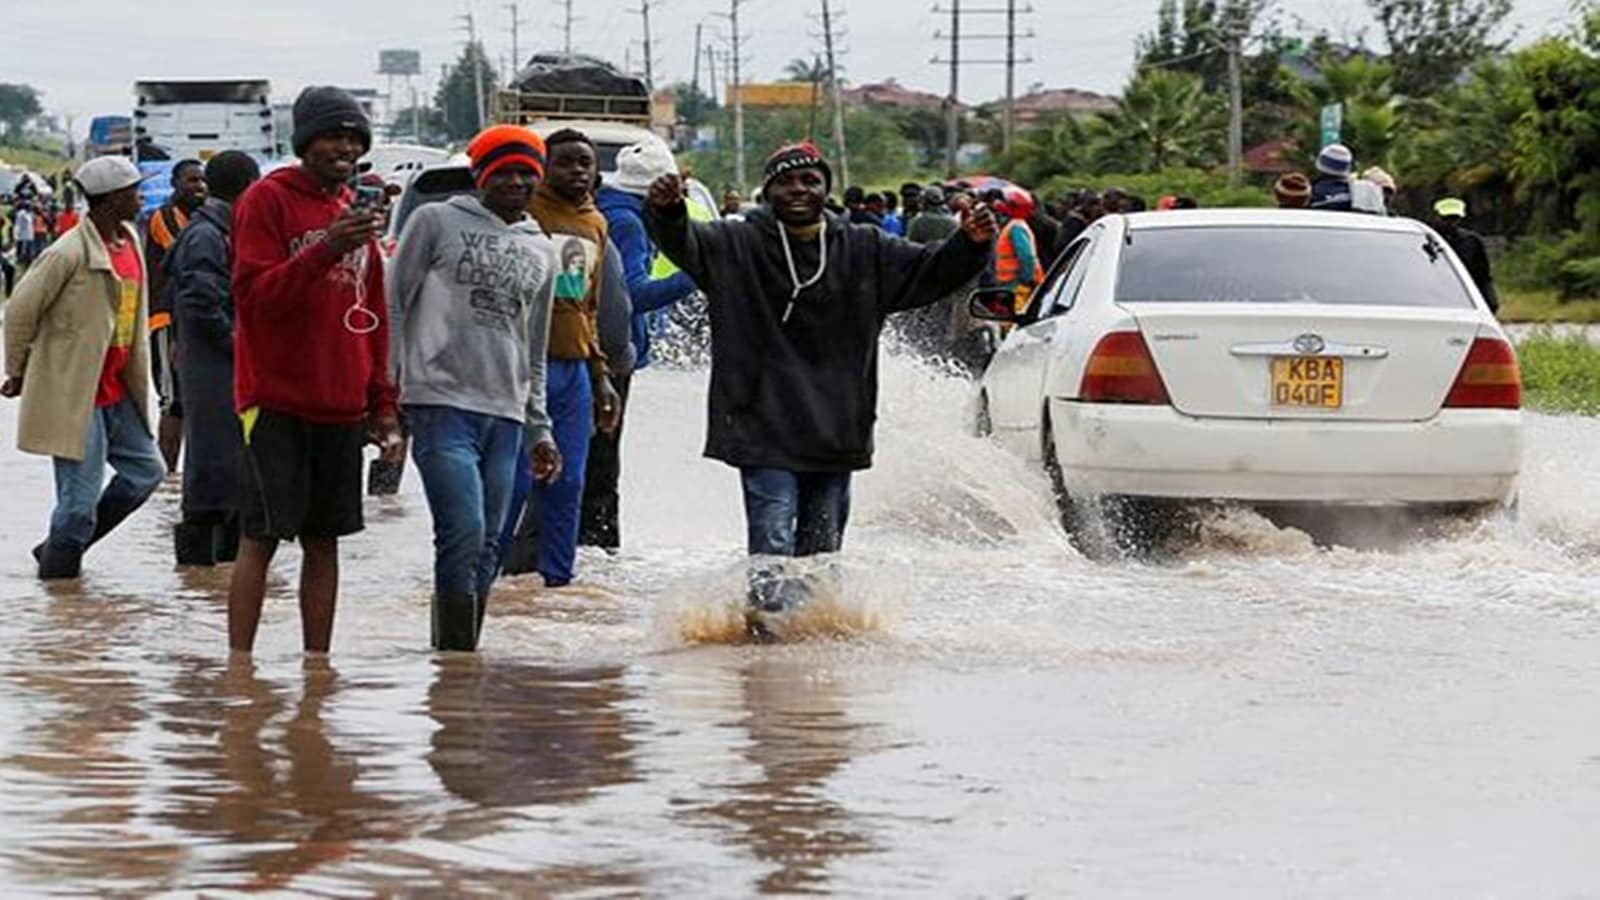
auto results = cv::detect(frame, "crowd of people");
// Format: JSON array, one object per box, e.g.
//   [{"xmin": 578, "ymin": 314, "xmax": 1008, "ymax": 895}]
[
  {"xmin": 2, "ymin": 87, "xmax": 1505, "ymax": 652},
  {"xmin": 1, "ymin": 86, "xmax": 996, "ymax": 652}
]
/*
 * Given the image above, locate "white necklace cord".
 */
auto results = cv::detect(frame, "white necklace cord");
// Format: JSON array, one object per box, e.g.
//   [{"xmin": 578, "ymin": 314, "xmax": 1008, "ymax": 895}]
[
  {"xmin": 343, "ymin": 246, "xmax": 380, "ymax": 335},
  {"xmin": 778, "ymin": 217, "xmax": 828, "ymax": 323}
]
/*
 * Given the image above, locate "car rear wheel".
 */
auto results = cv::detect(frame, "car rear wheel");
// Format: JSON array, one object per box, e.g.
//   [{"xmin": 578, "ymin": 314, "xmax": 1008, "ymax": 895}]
[{"xmin": 1043, "ymin": 415, "xmax": 1187, "ymax": 559}]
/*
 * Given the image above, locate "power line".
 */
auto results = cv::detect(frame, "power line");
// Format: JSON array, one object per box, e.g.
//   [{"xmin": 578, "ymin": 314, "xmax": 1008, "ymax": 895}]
[
  {"xmin": 932, "ymin": 2, "xmax": 1034, "ymax": 174},
  {"xmin": 715, "ymin": 0, "xmax": 750, "ymax": 188},
  {"xmin": 628, "ymin": 0, "xmax": 659, "ymax": 91}
]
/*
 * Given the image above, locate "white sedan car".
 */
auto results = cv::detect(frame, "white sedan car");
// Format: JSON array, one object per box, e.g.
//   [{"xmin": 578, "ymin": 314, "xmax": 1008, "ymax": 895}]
[{"xmin": 973, "ymin": 209, "xmax": 1522, "ymax": 549}]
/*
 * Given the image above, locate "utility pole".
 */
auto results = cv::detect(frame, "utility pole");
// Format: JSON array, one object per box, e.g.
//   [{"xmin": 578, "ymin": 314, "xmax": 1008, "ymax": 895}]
[
  {"xmin": 818, "ymin": 0, "xmax": 850, "ymax": 188},
  {"xmin": 719, "ymin": 0, "xmax": 748, "ymax": 188},
  {"xmin": 705, "ymin": 43, "xmax": 720, "ymax": 106},
  {"xmin": 1226, "ymin": 17, "xmax": 1244, "ymax": 188},
  {"xmin": 505, "ymin": 2, "xmax": 524, "ymax": 73},
  {"xmin": 692, "ymin": 23, "xmax": 703, "ymax": 99},
  {"xmin": 457, "ymin": 8, "xmax": 486, "ymax": 130},
  {"xmin": 559, "ymin": 0, "xmax": 576, "ymax": 54},
  {"xmin": 628, "ymin": 0, "xmax": 657, "ymax": 90},
  {"xmin": 933, "ymin": 2, "xmax": 1034, "ymax": 175}
]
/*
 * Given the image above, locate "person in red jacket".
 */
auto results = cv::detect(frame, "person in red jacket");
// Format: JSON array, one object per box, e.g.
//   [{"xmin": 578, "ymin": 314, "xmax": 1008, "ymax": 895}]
[{"xmin": 227, "ymin": 86, "xmax": 402, "ymax": 655}]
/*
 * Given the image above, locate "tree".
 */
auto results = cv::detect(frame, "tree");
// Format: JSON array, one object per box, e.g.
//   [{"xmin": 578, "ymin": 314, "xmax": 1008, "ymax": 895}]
[
  {"xmin": 782, "ymin": 58, "xmax": 828, "ymax": 83},
  {"xmin": 0, "ymin": 83, "xmax": 43, "ymax": 143},
  {"xmin": 1369, "ymin": 0, "xmax": 1514, "ymax": 96},
  {"xmin": 670, "ymin": 80, "xmax": 719, "ymax": 127},
  {"xmin": 1293, "ymin": 54, "xmax": 1403, "ymax": 167},
  {"xmin": 388, "ymin": 105, "xmax": 451, "ymax": 146},
  {"xmin": 1008, "ymin": 113, "xmax": 1094, "ymax": 187},
  {"xmin": 434, "ymin": 43, "xmax": 500, "ymax": 142},
  {"xmin": 1090, "ymin": 69, "xmax": 1227, "ymax": 172},
  {"xmin": 682, "ymin": 104, "xmax": 914, "ymax": 191}
]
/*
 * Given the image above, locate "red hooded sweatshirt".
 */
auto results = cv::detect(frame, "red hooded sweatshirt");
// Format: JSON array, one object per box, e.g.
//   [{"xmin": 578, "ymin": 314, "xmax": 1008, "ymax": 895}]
[{"xmin": 232, "ymin": 166, "xmax": 397, "ymax": 423}]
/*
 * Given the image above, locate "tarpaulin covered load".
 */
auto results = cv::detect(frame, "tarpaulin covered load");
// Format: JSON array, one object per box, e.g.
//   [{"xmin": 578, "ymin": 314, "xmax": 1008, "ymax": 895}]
[{"xmin": 507, "ymin": 53, "xmax": 651, "ymax": 119}]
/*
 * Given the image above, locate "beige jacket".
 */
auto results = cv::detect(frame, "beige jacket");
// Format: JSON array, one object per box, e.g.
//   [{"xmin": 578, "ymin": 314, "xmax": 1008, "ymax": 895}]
[{"xmin": 2, "ymin": 220, "xmax": 153, "ymax": 461}]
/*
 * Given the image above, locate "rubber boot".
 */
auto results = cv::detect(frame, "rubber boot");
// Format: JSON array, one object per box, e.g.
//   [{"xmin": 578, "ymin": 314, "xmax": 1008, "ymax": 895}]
[
  {"xmin": 87, "ymin": 493, "xmax": 147, "ymax": 548},
  {"xmin": 213, "ymin": 518, "xmax": 241, "ymax": 564},
  {"xmin": 173, "ymin": 520, "xmax": 216, "ymax": 566},
  {"xmin": 432, "ymin": 592, "xmax": 480, "ymax": 652},
  {"xmin": 34, "ymin": 539, "xmax": 84, "ymax": 581}
]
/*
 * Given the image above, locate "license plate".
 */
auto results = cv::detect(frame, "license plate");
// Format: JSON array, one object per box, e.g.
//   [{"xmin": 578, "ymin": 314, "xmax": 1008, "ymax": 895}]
[{"xmin": 1271, "ymin": 356, "xmax": 1343, "ymax": 408}]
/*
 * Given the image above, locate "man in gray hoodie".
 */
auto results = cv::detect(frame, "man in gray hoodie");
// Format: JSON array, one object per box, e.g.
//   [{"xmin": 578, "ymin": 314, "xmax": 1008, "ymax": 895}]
[{"xmin": 388, "ymin": 125, "xmax": 562, "ymax": 651}]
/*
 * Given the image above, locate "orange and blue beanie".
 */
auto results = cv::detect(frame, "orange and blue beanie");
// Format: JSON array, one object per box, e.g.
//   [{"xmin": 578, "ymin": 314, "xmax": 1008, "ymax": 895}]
[{"xmin": 466, "ymin": 125, "xmax": 547, "ymax": 188}]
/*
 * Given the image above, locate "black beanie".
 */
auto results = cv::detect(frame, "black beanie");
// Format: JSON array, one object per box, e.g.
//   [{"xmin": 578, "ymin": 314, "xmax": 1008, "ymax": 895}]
[
  {"xmin": 292, "ymin": 86, "xmax": 372, "ymax": 157},
  {"xmin": 763, "ymin": 141, "xmax": 832, "ymax": 193}
]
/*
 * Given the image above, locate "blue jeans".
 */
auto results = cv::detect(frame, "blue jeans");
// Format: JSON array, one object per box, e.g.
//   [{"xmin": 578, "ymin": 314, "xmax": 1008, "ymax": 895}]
[
  {"xmin": 49, "ymin": 397, "xmax": 166, "ymax": 548},
  {"xmin": 740, "ymin": 468, "xmax": 852, "ymax": 614},
  {"xmin": 740, "ymin": 468, "xmax": 852, "ymax": 556},
  {"xmin": 499, "ymin": 360, "xmax": 592, "ymax": 587},
  {"xmin": 408, "ymin": 405, "xmax": 523, "ymax": 601}
]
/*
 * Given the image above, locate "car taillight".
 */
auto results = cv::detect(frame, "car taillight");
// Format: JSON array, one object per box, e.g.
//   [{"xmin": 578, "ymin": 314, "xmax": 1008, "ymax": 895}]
[
  {"xmin": 1080, "ymin": 331, "xmax": 1171, "ymax": 405},
  {"xmin": 1443, "ymin": 338, "xmax": 1521, "ymax": 409}
]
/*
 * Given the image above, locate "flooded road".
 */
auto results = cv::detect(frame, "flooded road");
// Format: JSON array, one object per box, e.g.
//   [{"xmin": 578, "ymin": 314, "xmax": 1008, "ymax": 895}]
[{"xmin": 1, "ymin": 356, "xmax": 1598, "ymax": 897}]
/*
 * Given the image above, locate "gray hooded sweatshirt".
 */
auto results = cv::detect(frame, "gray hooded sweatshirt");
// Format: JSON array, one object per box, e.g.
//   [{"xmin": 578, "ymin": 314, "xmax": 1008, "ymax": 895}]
[{"xmin": 388, "ymin": 194, "xmax": 557, "ymax": 447}]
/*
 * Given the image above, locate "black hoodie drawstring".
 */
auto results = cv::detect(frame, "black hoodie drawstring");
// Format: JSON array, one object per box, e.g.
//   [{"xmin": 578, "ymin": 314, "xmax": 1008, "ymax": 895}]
[{"xmin": 778, "ymin": 218, "xmax": 828, "ymax": 324}]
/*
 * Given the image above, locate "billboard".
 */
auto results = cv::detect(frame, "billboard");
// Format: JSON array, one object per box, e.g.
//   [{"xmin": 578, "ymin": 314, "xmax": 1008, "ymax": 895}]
[
  {"xmin": 379, "ymin": 49, "xmax": 423, "ymax": 76},
  {"xmin": 728, "ymin": 82, "xmax": 819, "ymax": 108}
]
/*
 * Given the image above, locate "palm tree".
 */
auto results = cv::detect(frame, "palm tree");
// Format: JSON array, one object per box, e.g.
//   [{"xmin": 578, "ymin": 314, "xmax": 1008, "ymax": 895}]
[
  {"xmin": 1091, "ymin": 69, "xmax": 1227, "ymax": 172},
  {"xmin": 783, "ymin": 58, "xmax": 829, "ymax": 84}
]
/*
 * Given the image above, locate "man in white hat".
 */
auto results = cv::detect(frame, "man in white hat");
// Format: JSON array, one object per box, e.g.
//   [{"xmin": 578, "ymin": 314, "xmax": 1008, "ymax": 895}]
[
  {"xmin": 584, "ymin": 139, "xmax": 701, "ymax": 550},
  {"xmin": 1310, "ymin": 143, "xmax": 1356, "ymax": 212},
  {"xmin": 2, "ymin": 156, "xmax": 166, "ymax": 579}
]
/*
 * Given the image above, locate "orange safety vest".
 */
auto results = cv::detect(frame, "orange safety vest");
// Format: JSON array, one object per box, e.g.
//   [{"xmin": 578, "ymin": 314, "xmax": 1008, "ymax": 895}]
[
  {"xmin": 996, "ymin": 219, "xmax": 1044, "ymax": 312},
  {"xmin": 145, "ymin": 204, "xmax": 188, "ymax": 332}
]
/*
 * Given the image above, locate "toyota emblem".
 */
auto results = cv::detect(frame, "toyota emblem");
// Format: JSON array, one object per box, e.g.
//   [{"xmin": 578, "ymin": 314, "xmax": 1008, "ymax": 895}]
[{"xmin": 1293, "ymin": 333, "xmax": 1326, "ymax": 355}]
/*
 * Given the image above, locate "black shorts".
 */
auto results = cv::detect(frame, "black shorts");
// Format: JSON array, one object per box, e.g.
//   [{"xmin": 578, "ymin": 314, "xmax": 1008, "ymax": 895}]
[{"xmin": 239, "ymin": 409, "xmax": 366, "ymax": 541}]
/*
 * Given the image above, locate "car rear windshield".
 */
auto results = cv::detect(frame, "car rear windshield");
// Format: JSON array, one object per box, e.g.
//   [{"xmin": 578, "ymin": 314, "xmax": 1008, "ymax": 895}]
[{"xmin": 1116, "ymin": 225, "xmax": 1476, "ymax": 308}]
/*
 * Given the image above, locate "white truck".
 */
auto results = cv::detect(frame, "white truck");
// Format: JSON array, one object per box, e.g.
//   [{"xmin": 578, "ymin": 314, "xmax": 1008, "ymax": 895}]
[{"xmin": 133, "ymin": 78, "xmax": 278, "ymax": 163}]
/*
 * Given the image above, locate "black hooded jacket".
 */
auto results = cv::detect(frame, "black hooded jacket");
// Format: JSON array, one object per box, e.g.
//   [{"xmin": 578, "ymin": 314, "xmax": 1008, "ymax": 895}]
[{"xmin": 646, "ymin": 203, "xmax": 990, "ymax": 472}]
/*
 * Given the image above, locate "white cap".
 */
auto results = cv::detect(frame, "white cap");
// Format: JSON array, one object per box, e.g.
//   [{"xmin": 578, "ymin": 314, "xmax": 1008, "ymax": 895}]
[
  {"xmin": 74, "ymin": 156, "xmax": 144, "ymax": 198},
  {"xmin": 611, "ymin": 140, "xmax": 678, "ymax": 196}
]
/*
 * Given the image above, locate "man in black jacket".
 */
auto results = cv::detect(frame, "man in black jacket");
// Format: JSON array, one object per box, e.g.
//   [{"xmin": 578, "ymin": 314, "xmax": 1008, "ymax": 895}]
[
  {"xmin": 166, "ymin": 151, "xmax": 260, "ymax": 566},
  {"xmin": 645, "ymin": 142, "xmax": 996, "ymax": 631},
  {"xmin": 1435, "ymin": 197, "xmax": 1498, "ymax": 314}
]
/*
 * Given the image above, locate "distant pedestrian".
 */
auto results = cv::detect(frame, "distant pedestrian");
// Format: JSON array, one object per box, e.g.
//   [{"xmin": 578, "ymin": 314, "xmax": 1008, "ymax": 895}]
[
  {"xmin": 990, "ymin": 187, "xmax": 1045, "ymax": 313},
  {"xmin": 906, "ymin": 186, "xmax": 959, "ymax": 244},
  {"xmin": 499, "ymin": 128, "xmax": 622, "ymax": 587},
  {"xmin": 2, "ymin": 156, "xmax": 166, "ymax": 580},
  {"xmin": 1274, "ymin": 172, "xmax": 1312, "ymax": 209},
  {"xmin": 166, "ymin": 151, "xmax": 261, "ymax": 568},
  {"xmin": 644, "ymin": 142, "xmax": 997, "ymax": 636},
  {"xmin": 1435, "ymin": 197, "xmax": 1498, "ymax": 314},
  {"xmin": 589, "ymin": 140, "xmax": 699, "ymax": 550},
  {"xmin": 882, "ymin": 192, "xmax": 904, "ymax": 236},
  {"xmin": 1310, "ymin": 144, "xmax": 1355, "ymax": 212},
  {"xmin": 1363, "ymin": 166, "xmax": 1398, "ymax": 211},
  {"xmin": 1051, "ymin": 190, "xmax": 1101, "ymax": 263},
  {"xmin": 844, "ymin": 186, "xmax": 881, "ymax": 228},
  {"xmin": 898, "ymin": 182, "xmax": 923, "ymax": 222},
  {"xmin": 13, "ymin": 202, "xmax": 37, "ymax": 269},
  {"xmin": 226, "ymin": 86, "xmax": 402, "ymax": 655},
  {"xmin": 144, "ymin": 159, "xmax": 208, "ymax": 472},
  {"xmin": 389, "ymin": 125, "xmax": 562, "ymax": 651},
  {"xmin": 1028, "ymin": 191, "xmax": 1060, "ymax": 260},
  {"xmin": 721, "ymin": 188, "xmax": 744, "ymax": 219}
]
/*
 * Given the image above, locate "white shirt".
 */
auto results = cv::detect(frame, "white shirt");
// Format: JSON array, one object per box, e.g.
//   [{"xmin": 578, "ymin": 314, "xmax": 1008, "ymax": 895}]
[{"xmin": 13, "ymin": 208, "xmax": 34, "ymax": 243}]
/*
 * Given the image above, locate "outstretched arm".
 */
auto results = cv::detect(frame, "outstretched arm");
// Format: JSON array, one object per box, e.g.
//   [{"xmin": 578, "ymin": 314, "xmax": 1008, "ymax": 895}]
[
  {"xmin": 642, "ymin": 174, "xmax": 731, "ymax": 293},
  {"xmin": 878, "ymin": 203, "xmax": 999, "ymax": 316}
]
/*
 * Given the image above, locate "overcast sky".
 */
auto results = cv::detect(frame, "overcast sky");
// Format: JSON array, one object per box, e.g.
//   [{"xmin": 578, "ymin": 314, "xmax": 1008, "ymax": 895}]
[{"xmin": 4, "ymin": 0, "xmax": 1578, "ymax": 135}]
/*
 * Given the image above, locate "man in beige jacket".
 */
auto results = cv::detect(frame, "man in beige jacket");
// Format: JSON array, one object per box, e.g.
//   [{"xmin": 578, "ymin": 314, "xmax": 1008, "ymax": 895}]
[{"xmin": 2, "ymin": 156, "xmax": 166, "ymax": 579}]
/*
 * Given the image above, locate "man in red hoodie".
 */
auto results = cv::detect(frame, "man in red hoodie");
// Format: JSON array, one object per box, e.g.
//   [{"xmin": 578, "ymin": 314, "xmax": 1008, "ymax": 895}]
[{"xmin": 227, "ymin": 86, "xmax": 402, "ymax": 655}]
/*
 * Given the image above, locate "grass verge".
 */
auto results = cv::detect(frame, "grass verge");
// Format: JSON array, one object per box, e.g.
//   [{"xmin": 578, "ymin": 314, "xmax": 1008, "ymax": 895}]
[
  {"xmin": 1518, "ymin": 333, "xmax": 1600, "ymax": 415},
  {"xmin": 1499, "ymin": 289, "xmax": 1600, "ymax": 324}
]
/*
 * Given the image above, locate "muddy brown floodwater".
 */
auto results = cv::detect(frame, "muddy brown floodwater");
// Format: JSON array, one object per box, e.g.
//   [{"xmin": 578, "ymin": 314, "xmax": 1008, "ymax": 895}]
[{"xmin": 1, "ymin": 356, "xmax": 1598, "ymax": 897}]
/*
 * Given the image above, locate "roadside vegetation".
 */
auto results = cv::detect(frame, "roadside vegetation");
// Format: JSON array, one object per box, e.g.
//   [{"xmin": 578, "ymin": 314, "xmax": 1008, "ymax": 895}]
[{"xmin": 1517, "ymin": 333, "xmax": 1600, "ymax": 415}]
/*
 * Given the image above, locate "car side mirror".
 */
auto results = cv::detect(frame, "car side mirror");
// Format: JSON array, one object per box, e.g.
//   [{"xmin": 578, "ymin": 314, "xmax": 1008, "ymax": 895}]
[{"xmin": 968, "ymin": 286, "xmax": 1019, "ymax": 323}]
